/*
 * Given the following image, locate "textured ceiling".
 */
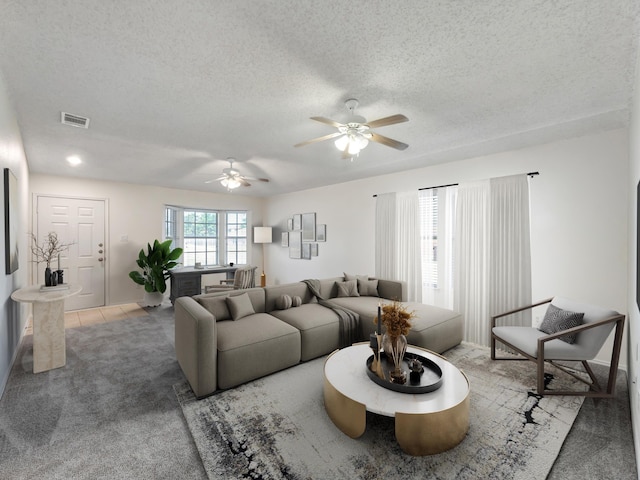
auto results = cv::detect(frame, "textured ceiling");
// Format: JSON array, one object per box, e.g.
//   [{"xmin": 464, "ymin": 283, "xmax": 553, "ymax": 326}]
[{"xmin": 0, "ymin": 0, "xmax": 637, "ymax": 196}]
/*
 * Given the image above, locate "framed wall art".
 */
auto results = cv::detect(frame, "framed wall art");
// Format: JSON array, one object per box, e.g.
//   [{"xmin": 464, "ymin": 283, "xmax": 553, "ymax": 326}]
[
  {"xmin": 4, "ymin": 168, "xmax": 18, "ymax": 274},
  {"xmin": 293, "ymin": 214, "xmax": 302, "ymax": 231},
  {"xmin": 289, "ymin": 231, "xmax": 302, "ymax": 259},
  {"xmin": 316, "ymin": 224, "xmax": 326, "ymax": 242},
  {"xmin": 302, "ymin": 242, "xmax": 311, "ymax": 259},
  {"xmin": 302, "ymin": 212, "xmax": 316, "ymax": 242}
]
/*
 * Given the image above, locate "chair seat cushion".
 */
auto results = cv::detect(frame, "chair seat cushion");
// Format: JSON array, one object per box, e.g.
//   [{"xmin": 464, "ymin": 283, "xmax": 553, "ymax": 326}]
[{"xmin": 492, "ymin": 326, "xmax": 595, "ymax": 360}]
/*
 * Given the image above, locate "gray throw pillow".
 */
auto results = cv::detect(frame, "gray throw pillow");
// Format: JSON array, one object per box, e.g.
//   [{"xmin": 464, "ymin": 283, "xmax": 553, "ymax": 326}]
[
  {"xmin": 226, "ymin": 292, "xmax": 256, "ymax": 320},
  {"xmin": 538, "ymin": 304, "xmax": 584, "ymax": 344},
  {"xmin": 276, "ymin": 294, "xmax": 292, "ymax": 310},
  {"xmin": 197, "ymin": 296, "xmax": 232, "ymax": 321},
  {"xmin": 337, "ymin": 280, "xmax": 359, "ymax": 298},
  {"xmin": 291, "ymin": 295, "xmax": 302, "ymax": 307},
  {"xmin": 344, "ymin": 273, "xmax": 372, "ymax": 295},
  {"xmin": 358, "ymin": 278, "xmax": 379, "ymax": 296}
]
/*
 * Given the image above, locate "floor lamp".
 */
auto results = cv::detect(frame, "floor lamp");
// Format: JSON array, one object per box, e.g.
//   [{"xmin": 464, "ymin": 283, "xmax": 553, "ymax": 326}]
[{"xmin": 254, "ymin": 226, "xmax": 272, "ymax": 287}]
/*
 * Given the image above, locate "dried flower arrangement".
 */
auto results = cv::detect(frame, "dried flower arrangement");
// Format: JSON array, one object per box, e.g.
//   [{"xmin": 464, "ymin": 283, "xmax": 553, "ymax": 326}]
[
  {"xmin": 30, "ymin": 232, "xmax": 74, "ymax": 268},
  {"xmin": 378, "ymin": 300, "xmax": 415, "ymax": 337}
]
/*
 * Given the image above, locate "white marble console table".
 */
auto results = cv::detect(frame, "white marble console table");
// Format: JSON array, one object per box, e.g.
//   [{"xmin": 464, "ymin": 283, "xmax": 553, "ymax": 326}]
[{"xmin": 11, "ymin": 284, "xmax": 82, "ymax": 373}]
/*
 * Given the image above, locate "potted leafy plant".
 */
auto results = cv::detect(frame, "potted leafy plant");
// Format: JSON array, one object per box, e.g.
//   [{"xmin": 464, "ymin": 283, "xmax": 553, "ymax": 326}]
[{"xmin": 129, "ymin": 239, "xmax": 183, "ymax": 306}]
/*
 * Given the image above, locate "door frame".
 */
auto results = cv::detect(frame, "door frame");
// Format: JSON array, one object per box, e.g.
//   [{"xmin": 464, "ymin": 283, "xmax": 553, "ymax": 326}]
[{"xmin": 32, "ymin": 193, "xmax": 110, "ymax": 307}]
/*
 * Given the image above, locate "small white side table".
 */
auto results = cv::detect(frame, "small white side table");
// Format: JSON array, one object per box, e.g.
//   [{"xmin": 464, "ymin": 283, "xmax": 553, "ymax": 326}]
[{"xmin": 11, "ymin": 284, "xmax": 82, "ymax": 373}]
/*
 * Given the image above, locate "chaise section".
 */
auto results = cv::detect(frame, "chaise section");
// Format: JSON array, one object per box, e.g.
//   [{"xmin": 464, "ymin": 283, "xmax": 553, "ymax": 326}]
[
  {"xmin": 331, "ymin": 296, "xmax": 463, "ymax": 354},
  {"xmin": 216, "ymin": 313, "xmax": 301, "ymax": 389}
]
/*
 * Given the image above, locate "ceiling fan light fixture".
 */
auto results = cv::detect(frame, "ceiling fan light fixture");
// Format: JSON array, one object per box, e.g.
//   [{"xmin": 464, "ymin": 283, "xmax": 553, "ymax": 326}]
[
  {"xmin": 334, "ymin": 135, "xmax": 349, "ymax": 151},
  {"xmin": 221, "ymin": 177, "xmax": 241, "ymax": 190}
]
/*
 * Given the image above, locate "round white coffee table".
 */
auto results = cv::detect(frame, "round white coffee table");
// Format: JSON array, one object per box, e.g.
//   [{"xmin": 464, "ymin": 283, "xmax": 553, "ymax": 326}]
[{"xmin": 323, "ymin": 342, "xmax": 469, "ymax": 456}]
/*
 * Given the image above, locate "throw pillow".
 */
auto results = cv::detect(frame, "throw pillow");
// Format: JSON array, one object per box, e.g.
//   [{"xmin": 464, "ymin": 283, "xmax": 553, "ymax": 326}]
[
  {"xmin": 197, "ymin": 296, "xmax": 232, "ymax": 321},
  {"xmin": 538, "ymin": 304, "xmax": 585, "ymax": 344},
  {"xmin": 344, "ymin": 272, "xmax": 371, "ymax": 295},
  {"xmin": 358, "ymin": 278, "xmax": 379, "ymax": 297},
  {"xmin": 226, "ymin": 292, "xmax": 256, "ymax": 321},
  {"xmin": 291, "ymin": 295, "xmax": 302, "ymax": 307},
  {"xmin": 276, "ymin": 294, "xmax": 293, "ymax": 310},
  {"xmin": 337, "ymin": 280, "xmax": 359, "ymax": 298}
]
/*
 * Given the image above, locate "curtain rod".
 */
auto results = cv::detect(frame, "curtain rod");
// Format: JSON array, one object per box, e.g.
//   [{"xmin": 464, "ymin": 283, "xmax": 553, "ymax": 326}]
[{"xmin": 372, "ymin": 172, "xmax": 539, "ymax": 198}]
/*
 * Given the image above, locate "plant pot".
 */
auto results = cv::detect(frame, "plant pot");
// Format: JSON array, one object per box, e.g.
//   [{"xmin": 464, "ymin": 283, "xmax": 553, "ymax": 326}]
[{"xmin": 143, "ymin": 291, "xmax": 165, "ymax": 307}]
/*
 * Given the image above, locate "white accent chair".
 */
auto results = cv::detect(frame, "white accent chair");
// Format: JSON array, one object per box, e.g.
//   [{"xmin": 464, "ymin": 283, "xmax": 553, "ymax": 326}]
[
  {"xmin": 204, "ymin": 265, "xmax": 257, "ymax": 293},
  {"xmin": 491, "ymin": 296, "xmax": 625, "ymax": 398}
]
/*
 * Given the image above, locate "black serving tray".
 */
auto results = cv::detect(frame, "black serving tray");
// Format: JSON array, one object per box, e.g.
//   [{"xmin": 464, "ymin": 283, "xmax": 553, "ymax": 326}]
[{"xmin": 366, "ymin": 351, "xmax": 443, "ymax": 394}]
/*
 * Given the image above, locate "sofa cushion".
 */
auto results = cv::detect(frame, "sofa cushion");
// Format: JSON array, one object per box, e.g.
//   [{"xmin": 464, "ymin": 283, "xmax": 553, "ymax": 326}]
[
  {"xmin": 216, "ymin": 313, "xmax": 301, "ymax": 389},
  {"xmin": 270, "ymin": 304, "xmax": 340, "ymax": 361},
  {"xmin": 226, "ymin": 292, "xmax": 256, "ymax": 320},
  {"xmin": 197, "ymin": 295, "xmax": 232, "ymax": 321},
  {"xmin": 358, "ymin": 278, "xmax": 379, "ymax": 297},
  {"xmin": 336, "ymin": 280, "xmax": 359, "ymax": 298},
  {"xmin": 538, "ymin": 304, "xmax": 584, "ymax": 344}
]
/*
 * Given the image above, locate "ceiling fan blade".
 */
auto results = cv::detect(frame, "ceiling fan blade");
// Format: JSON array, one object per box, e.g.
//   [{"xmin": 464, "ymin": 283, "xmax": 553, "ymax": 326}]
[
  {"xmin": 310, "ymin": 116, "xmax": 344, "ymax": 128},
  {"xmin": 294, "ymin": 131, "xmax": 342, "ymax": 148},
  {"xmin": 238, "ymin": 177, "xmax": 251, "ymax": 187},
  {"xmin": 243, "ymin": 176, "xmax": 270, "ymax": 182},
  {"xmin": 366, "ymin": 114, "xmax": 409, "ymax": 129},
  {"xmin": 370, "ymin": 132, "xmax": 409, "ymax": 150},
  {"xmin": 205, "ymin": 175, "xmax": 227, "ymax": 184}
]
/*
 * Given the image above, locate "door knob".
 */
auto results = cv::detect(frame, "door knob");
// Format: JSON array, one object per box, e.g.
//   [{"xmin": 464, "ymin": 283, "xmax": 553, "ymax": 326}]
[
  {"xmin": 98, "ymin": 257, "xmax": 104, "ymax": 262},
  {"xmin": 98, "ymin": 249, "xmax": 103, "ymax": 254},
  {"xmin": 98, "ymin": 243, "xmax": 103, "ymax": 247}
]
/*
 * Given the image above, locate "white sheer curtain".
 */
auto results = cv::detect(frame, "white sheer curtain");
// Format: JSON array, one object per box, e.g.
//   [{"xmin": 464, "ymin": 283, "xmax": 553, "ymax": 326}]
[
  {"xmin": 396, "ymin": 191, "xmax": 422, "ymax": 302},
  {"xmin": 489, "ymin": 175, "xmax": 532, "ymax": 328},
  {"xmin": 454, "ymin": 174, "xmax": 531, "ymax": 346},
  {"xmin": 420, "ymin": 187, "xmax": 457, "ymax": 309},
  {"xmin": 375, "ymin": 193, "xmax": 396, "ymax": 281},
  {"xmin": 375, "ymin": 191, "xmax": 422, "ymax": 302}
]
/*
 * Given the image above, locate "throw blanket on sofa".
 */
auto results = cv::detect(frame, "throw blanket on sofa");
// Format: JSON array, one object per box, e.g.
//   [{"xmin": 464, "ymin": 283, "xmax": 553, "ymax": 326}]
[{"xmin": 303, "ymin": 279, "xmax": 359, "ymax": 347}]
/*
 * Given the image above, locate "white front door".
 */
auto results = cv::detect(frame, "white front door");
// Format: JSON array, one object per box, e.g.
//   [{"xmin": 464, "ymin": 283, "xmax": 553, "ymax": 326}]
[{"xmin": 36, "ymin": 196, "xmax": 106, "ymax": 311}]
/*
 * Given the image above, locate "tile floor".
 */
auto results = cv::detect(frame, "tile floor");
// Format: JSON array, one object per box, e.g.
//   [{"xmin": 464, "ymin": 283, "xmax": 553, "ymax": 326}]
[{"xmin": 24, "ymin": 303, "xmax": 148, "ymax": 335}]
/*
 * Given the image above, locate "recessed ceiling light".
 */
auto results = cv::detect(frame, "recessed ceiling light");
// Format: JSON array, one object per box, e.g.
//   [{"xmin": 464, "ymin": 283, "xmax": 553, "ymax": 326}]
[{"xmin": 66, "ymin": 155, "xmax": 82, "ymax": 166}]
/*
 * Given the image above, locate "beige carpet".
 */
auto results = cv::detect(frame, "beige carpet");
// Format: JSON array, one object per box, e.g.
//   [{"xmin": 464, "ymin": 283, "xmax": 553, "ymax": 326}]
[{"xmin": 175, "ymin": 343, "xmax": 586, "ymax": 480}]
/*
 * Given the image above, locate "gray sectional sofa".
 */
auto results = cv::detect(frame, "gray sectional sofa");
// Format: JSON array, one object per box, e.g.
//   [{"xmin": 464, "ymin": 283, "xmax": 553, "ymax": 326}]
[{"xmin": 174, "ymin": 275, "xmax": 463, "ymax": 398}]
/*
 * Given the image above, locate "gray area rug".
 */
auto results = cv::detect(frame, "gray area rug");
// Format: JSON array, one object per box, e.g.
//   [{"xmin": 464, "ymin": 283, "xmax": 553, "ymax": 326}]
[{"xmin": 174, "ymin": 343, "xmax": 587, "ymax": 480}]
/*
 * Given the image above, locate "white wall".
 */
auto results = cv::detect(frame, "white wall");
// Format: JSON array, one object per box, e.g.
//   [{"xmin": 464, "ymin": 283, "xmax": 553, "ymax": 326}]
[
  {"xmin": 627, "ymin": 40, "xmax": 640, "ymax": 474},
  {"xmin": 266, "ymin": 128, "xmax": 629, "ymax": 367},
  {"xmin": 0, "ymin": 71, "xmax": 30, "ymax": 395},
  {"xmin": 29, "ymin": 175, "xmax": 266, "ymax": 305}
]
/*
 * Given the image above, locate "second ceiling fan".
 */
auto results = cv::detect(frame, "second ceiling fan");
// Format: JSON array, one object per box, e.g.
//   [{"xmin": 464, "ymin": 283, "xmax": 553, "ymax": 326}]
[
  {"xmin": 205, "ymin": 158, "xmax": 269, "ymax": 191},
  {"xmin": 295, "ymin": 99, "xmax": 409, "ymax": 158}
]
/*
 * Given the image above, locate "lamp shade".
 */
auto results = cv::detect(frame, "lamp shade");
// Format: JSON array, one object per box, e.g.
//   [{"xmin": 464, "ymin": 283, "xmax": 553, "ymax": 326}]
[{"xmin": 254, "ymin": 226, "xmax": 272, "ymax": 244}]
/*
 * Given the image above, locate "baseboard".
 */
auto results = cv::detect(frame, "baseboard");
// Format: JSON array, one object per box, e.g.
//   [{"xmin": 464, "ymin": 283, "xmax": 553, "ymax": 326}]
[{"xmin": 0, "ymin": 313, "xmax": 32, "ymax": 401}]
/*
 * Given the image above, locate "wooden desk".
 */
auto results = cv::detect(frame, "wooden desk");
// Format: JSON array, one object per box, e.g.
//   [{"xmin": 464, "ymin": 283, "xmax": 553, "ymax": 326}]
[
  {"xmin": 168, "ymin": 266, "xmax": 237, "ymax": 304},
  {"xmin": 11, "ymin": 284, "xmax": 82, "ymax": 373}
]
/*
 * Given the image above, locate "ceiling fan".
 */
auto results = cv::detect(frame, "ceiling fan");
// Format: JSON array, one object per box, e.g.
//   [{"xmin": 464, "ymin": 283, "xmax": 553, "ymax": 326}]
[
  {"xmin": 205, "ymin": 158, "xmax": 269, "ymax": 191},
  {"xmin": 294, "ymin": 98, "xmax": 409, "ymax": 159}
]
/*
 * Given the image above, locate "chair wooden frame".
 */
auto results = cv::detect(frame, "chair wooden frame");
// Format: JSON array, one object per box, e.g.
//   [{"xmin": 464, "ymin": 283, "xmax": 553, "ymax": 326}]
[{"xmin": 490, "ymin": 298, "xmax": 626, "ymax": 398}]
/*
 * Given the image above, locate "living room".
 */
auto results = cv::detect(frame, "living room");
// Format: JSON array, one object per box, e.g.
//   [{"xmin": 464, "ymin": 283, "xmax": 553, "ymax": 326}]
[{"xmin": 0, "ymin": 2, "xmax": 639, "ymax": 478}]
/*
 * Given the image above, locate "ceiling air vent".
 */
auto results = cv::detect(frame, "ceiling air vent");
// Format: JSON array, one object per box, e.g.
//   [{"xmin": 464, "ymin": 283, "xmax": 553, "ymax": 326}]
[{"xmin": 61, "ymin": 112, "xmax": 90, "ymax": 129}]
